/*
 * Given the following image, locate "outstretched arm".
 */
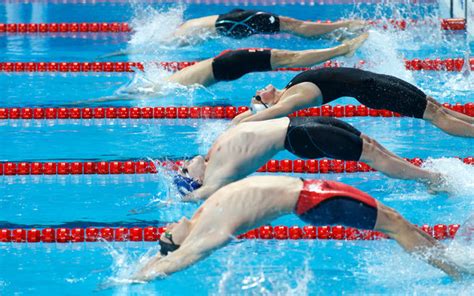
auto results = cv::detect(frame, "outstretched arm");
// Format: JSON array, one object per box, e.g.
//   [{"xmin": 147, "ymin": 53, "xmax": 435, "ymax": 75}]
[
  {"xmin": 239, "ymin": 95, "xmax": 302, "ymax": 123},
  {"xmin": 231, "ymin": 110, "xmax": 253, "ymax": 125},
  {"xmin": 132, "ymin": 230, "xmax": 231, "ymax": 281},
  {"xmin": 182, "ymin": 184, "xmax": 220, "ymax": 202}
]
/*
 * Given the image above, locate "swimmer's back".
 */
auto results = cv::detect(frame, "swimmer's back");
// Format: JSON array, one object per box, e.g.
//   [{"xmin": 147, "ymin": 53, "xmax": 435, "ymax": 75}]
[{"xmin": 285, "ymin": 67, "xmax": 373, "ymax": 103}]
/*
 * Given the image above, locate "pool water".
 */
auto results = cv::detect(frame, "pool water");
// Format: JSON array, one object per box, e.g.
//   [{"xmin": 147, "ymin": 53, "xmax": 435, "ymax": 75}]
[{"xmin": 0, "ymin": 1, "xmax": 473, "ymax": 295}]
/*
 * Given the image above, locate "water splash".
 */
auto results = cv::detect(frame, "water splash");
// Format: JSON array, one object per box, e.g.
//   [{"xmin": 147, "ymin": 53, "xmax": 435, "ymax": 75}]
[
  {"xmin": 195, "ymin": 121, "xmax": 230, "ymax": 155},
  {"xmin": 128, "ymin": 5, "xmax": 186, "ymax": 54},
  {"xmin": 357, "ymin": 29, "xmax": 415, "ymax": 83},
  {"xmin": 447, "ymin": 215, "xmax": 474, "ymax": 274},
  {"xmin": 114, "ymin": 62, "xmax": 216, "ymax": 101},
  {"xmin": 98, "ymin": 241, "xmax": 160, "ymax": 294},
  {"xmin": 356, "ymin": 241, "xmax": 473, "ymax": 293},
  {"xmin": 422, "ymin": 158, "xmax": 474, "ymax": 196},
  {"xmin": 214, "ymin": 242, "xmax": 314, "ymax": 295}
]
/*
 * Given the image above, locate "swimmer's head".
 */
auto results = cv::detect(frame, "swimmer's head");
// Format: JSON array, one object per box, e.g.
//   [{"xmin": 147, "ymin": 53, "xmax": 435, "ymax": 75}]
[
  {"xmin": 254, "ymin": 84, "xmax": 281, "ymax": 105},
  {"xmin": 159, "ymin": 217, "xmax": 192, "ymax": 256},
  {"xmin": 173, "ymin": 156, "xmax": 206, "ymax": 196},
  {"xmin": 250, "ymin": 95, "xmax": 271, "ymax": 114}
]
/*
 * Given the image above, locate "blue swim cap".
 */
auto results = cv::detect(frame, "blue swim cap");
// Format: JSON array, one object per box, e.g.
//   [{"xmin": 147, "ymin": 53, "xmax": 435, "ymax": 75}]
[{"xmin": 173, "ymin": 174, "xmax": 202, "ymax": 196}]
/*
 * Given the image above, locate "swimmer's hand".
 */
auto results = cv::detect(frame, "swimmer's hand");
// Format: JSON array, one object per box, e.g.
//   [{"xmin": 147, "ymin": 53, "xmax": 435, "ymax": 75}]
[
  {"xmin": 181, "ymin": 185, "xmax": 217, "ymax": 202},
  {"xmin": 96, "ymin": 277, "xmax": 148, "ymax": 291}
]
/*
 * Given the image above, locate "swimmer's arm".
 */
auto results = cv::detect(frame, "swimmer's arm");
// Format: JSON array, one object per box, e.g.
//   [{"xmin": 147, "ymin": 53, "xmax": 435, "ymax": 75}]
[
  {"xmin": 238, "ymin": 97, "xmax": 301, "ymax": 123},
  {"xmin": 132, "ymin": 232, "xmax": 231, "ymax": 281},
  {"xmin": 182, "ymin": 185, "xmax": 218, "ymax": 202},
  {"xmin": 231, "ymin": 110, "xmax": 252, "ymax": 125},
  {"xmin": 239, "ymin": 85, "xmax": 318, "ymax": 123}
]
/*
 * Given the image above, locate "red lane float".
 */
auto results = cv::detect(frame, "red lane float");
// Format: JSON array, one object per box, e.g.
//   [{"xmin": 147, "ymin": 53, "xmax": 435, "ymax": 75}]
[
  {"xmin": 1, "ymin": 18, "xmax": 461, "ymax": 34},
  {"xmin": 0, "ymin": 58, "xmax": 472, "ymax": 73},
  {"xmin": 1, "ymin": 157, "xmax": 473, "ymax": 176},
  {"xmin": 1, "ymin": 103, "xmax": 472, "ymax": 120},
  {"xmin": 0, "ymin": 22, "xmax": 130, "ymax": 33},
  {"xmin": 0, "ymin": 224, "xmax": 460, "ymax": 243}
]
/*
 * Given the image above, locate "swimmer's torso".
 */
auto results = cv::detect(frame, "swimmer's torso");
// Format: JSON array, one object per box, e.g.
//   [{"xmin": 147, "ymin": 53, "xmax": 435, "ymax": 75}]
[
  {"xmin": 204, "ymin": 117, "xmax": 289, "ymax": 185},
  {"xmin": 195, "ymin": 176, "xmax": 302, "ymax": 234}
]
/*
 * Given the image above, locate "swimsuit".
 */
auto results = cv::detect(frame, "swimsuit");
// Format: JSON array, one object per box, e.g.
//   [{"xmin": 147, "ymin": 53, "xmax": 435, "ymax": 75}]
[
  {"xmin": 295, "ymin": 179, "xmax": 378, "ymax": 229},
  {"xmin": 284, "ymin": 117, "xmax": 363, "ymax": 161},
  {"xmin": 212, "ymin": 48, "xmax": 272, "ymax": 81},
  {"xmin": 215, "ymin": 9, "xmax": 280, "ymax": 38},
  {"xmin": 285, "ymin": 67, "xmax": 428, "ymax": 118}
]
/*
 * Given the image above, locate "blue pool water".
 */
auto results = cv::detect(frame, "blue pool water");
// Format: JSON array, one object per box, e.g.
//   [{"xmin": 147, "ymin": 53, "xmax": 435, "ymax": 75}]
[{"xmin": 0, "ymin": 1, "xmax": 473, "ymax": 295}]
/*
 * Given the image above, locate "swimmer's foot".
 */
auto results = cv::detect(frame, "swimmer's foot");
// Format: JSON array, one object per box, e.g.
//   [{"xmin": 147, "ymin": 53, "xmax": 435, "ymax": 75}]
[
  {"xmin": 346, "ymin": 20, "xmax": 369, "ymax": 33},
  {"xmin": 343, "ymin": 32, "xmax": 369, "ymax": 57},
  {"xmin": 425, "ymin": 174, "xmax": 450, "ymax": 194}
]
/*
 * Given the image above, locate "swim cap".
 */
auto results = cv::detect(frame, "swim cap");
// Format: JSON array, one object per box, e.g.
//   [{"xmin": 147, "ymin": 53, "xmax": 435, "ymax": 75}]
[
  {"xmin": 173, "ymin": 174, "xmax": 202, "ymax": 196},
  {"xmin": 250, "ymin": 102, "xmax": 268, "ymax": 114},
  {"xmin": 249, "ymin": 95, "xmax": 271, "ymax": 114}
]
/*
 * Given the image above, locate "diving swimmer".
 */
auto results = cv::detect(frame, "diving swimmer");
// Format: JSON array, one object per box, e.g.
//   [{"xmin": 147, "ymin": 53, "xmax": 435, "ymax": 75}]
[
  {"xmin": 171, "ymin": 9, "xmax": 366, "ymax": 45},
  {"xmin": 232, "ymin": 67, "xmax": 474, "ymax": 138},
  {"xmin": 132, "ymin": 176, "xmax": 471, "ymax": 281},
  {"xmin": 114, "ymin": 34, "xmax": 368, "ymax": 96},
  {"xmin": 174, "ymin": 117, "xmax": 444, "ymax": 201}
]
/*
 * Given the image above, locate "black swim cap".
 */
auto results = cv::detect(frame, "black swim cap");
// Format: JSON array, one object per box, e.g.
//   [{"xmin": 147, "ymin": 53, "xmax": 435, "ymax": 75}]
[{"xmin": 159, "ymin": 239, "xmax": 180, "ymax": 256}]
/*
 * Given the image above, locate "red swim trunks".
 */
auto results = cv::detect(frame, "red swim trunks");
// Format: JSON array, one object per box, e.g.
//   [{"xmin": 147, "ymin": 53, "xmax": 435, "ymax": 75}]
[{"xmin": 295, "ymin": 179, "xmax": 378, "ymax": 229}]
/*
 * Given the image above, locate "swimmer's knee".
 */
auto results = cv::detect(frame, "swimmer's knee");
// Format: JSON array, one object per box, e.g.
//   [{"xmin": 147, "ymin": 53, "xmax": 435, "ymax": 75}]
[
  {"xmin": 423, "ymin": 100, "xmax": 446, "ymax": 122},
  {"xmin": 376, "ymin": 204, "xmax": 407, "ymax": 233},
  {"xmin": 279, "ymin": 17, "xmax": 302, "ymax": 31},
  {"xmin": 361, "ymin": 137, "xmax": 382, "ymax": 161}
]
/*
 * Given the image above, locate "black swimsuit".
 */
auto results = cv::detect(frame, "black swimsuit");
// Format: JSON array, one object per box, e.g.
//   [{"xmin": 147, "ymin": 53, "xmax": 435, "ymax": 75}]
[
  {"xmin": 285, "ymin": 68, "xmax": 428, "ymax": 118},
  {"xmin": 215, "ymin": 9, "xmax": 280, "ymax": 38},
  {"xmin": 284, "ymin": 117, "xmax": 363, "ymax": 161},
  {"xmin": 212, "ymin": 48, "xmax": 272, "ymax": 81}
]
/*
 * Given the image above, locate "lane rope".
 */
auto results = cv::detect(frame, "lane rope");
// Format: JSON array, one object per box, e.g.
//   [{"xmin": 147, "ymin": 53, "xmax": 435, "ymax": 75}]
[
  {"xmin": 1, "ymin": 157, "xmax": 473, "ymax": 176},
  {"xmin": 0, "ymin": 224, "xmax": 461, "ymax": 243},
  {"xmin": 0, "ymin": 19, "xmax": 465, "ymax": 34},
  {"xmin": 1, "ymin": 103, "xmax": 472, "ymax": 120},
  {"xmin": 0, "ymin": 0, "xmax": 438, "ymax": 4},
  {"xmin": 0, "ymin": 57, "xmax": 472, "ymax": 73}
]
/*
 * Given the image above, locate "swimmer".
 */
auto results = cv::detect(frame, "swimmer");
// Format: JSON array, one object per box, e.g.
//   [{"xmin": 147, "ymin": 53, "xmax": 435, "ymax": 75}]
[
  {"xmin": 132, "ymin": 176, "xmax": 471, "ymax": 281},
  {"xmin": 171, "ymin": 9, "xmax": 366, "ymax": 45},
  {"xmin": 232, "ymin": 67, "xmax": 474, "ymax": 138},
  {"xmin": 92, "ymin": 35, "xmax": 367, "ymax": 101},
  {"xmin": 174, "ymin": 117, "xmax": 445, "ymax": 201},
  {"xmin": 119, "ymin": 34, "xmax": 367, "ymax": 93},
  {"xmin": 170, "ymin": 34, "xmax": 366, "ymax": 86}
]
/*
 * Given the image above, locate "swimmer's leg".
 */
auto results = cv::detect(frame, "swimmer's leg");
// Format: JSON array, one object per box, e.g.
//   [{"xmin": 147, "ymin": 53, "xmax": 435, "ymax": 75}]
[
  {"xmin": 422, "ymin": 100, "xmax": 474, "ymax": 137},
  {"xmin": 426, "ymin": 96, "xmax": 474, "ymax": 124},
  {"xmin": 167, "ymin": 58, "xmax": 215, "ymax": 87},
  {"xmin": 359, "ymin": 136, "xmax": 442, "ymax": 185},
  {"xmin": 279, "ymin": 17, "xmax": 367, "ymax": 38},
  {"xmin": 172, "ymin": 15, "xmax": 219, "ymax": 47},
  {"xmin": 375, "ymin": 202, "xmax": 466, "ymax": 280},
  {"xmin": 270, "ymin": 33, "xmax": 368, "ymax": 68}
]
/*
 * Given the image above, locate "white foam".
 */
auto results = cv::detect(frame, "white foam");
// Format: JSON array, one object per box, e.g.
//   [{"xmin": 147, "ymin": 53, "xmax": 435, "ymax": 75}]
[
  {"xmin": 422, "ymin": 158, "xmax": 474, "ymax": 196},
  {"xmin": 447, "ymin": 215, "xmax": 474, "ymax": 273},
  {"xmin": 98, "ymin": 242, "xmax": 161, "ymax": 294},
  {"xmin": 128, "ymin": 5, "xmax": 185, "ymax": 53},
  {"xmin": 213, "ymin": 242, "xmax": 314, "ymax": 295},
  {"xmin": 358, "ymin": 29, "xmax": 415, "ymax": 83}
]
